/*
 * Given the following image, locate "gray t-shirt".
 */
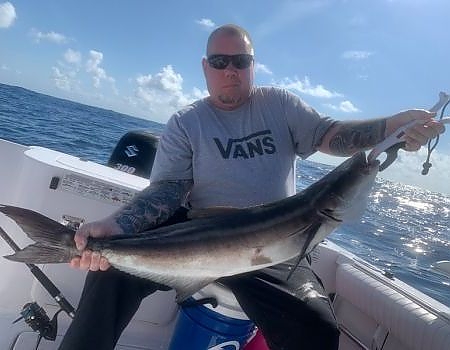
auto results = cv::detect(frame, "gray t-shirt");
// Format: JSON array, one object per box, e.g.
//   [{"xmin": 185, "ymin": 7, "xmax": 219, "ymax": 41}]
[{"xmin": 150, "ymin": 86, "xmax": 334, "ymax": 208}]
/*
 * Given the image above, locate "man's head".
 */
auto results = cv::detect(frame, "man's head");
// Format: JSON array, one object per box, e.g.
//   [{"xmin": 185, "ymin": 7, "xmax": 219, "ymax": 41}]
[{"xmin": 202, "ymin": 24, "xmax": 254, "ymax": 110}]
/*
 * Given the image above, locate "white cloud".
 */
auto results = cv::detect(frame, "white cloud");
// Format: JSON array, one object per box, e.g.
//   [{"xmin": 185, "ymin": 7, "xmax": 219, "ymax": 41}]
[
  {"xmin": 1, "ymin": 64, "xmax": 9, "ymax": 70},
  {"xmin": 196, "ymin": 18, "xmax": 216, "ymax": 30},
  {"xmin": 131, "ymin": 65, "xmax": 208, "ymax": 122},
  {"xmin": 380, "ymin": 148, "xmax": 450, "ymax": 195},
  {"xmin": 309, "ymin": 148, "xmax": 450, "ymax": 195},
  {"xmin": 52, "ymin": 49, "xmax": 118, "ymax": 98},
  {"xmin": 277, "ymin": 76, "xmax": 343, "ymax": 98},
  {"xmin": 256, "ymin": 1, "xmax": 328, "ymax": 37},
  {"xmin": 325, "ymin": 100, "xmax": 360, "ymax": 113},
  {"xmin": 86, "ymin": 50, "xmax": 115, "ymax": 89},
  {"xmin": 30, "ymin": 28, "xmax": 68, "ymax": 44},
  {"xmin": 342, "ymin": 50, "xmax": 374, "ymax": 60},
  {"xmin": 0, "ymin": 2, "xmax": 16, "ymax": 28},
  {"xmin": 51, "ymin": 66, "xmax": 79, "ymax": 92},
  {"xmin": 255, "ymin": 62, "xmax": 273, "ymax": 75},
  {"xmin": 64, "ymin": 49, "xmax": 82, "ymax": 65},
  {"xmin": 52, "ymin": 50, "xmax": 82, "ymax": 92}
]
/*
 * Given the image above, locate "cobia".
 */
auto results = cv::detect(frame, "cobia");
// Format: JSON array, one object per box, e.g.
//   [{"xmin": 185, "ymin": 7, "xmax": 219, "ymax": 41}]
[{"xmin": 1, "ymin": 152, "xmax": 378, "ymax": 302}]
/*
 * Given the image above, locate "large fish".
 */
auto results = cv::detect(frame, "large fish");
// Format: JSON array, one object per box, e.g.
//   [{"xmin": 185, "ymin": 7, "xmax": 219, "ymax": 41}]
[{"xmin": 0, "ymin": 152, "xmax": 378, "ymax": 302}]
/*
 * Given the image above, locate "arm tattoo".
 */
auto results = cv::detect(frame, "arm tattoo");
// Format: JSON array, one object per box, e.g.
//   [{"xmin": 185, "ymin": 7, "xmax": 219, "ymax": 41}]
[
  {"xmin": 328, "ymin": 119, "xmax": 386, "ymax": 156},
  {"xmin": 114, "ymin": 179, "xmax": 193, "ymax": 234}
]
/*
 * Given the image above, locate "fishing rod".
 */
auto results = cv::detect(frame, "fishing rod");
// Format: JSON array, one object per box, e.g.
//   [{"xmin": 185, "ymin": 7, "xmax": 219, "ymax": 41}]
[{"xmin": 0, "ymin": 225, "xmax": 75, "ymax": 346}]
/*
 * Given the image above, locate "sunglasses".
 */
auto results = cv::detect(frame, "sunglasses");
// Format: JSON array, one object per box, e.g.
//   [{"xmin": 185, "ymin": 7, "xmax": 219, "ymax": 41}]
[{"xmin": 207, "ymin": 54, "xmax": 254, "ymax": 70}]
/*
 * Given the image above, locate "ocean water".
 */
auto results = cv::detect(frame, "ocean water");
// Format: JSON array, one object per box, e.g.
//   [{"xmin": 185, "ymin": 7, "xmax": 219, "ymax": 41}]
[{"xmin": 0, "ymin": 83, "xmax": 449, "ymax": 307}]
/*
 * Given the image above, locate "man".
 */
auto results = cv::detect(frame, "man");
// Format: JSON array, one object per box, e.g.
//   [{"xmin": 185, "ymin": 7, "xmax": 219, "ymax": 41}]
[{"xmin": 59, "ymin": 24, "xmax": 444, "ymax": 350}]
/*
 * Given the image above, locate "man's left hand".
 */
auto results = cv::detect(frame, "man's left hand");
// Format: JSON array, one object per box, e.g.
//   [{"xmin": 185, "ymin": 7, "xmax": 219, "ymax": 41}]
[{"xmin": 387, "ymin": 110, "xmax": 446, "ymax": 152}]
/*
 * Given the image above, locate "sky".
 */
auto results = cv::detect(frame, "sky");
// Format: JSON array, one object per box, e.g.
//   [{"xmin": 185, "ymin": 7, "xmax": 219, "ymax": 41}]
[{"xmin": 1, "ymin": 0, "xmax": 450, "ymax": 194}]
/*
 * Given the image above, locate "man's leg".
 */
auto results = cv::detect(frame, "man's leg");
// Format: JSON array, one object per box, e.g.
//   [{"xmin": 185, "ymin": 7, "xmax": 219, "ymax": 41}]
[
  {"xmin": 222, "ymin": 258, "xmax": 339, "ymax": 350},
  {"xmin": 58, "ymin": 269, "xmax": 168, "ymax": 350}
]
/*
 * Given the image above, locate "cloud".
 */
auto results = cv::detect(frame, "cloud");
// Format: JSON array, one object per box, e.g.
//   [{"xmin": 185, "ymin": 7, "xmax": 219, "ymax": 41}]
[
  {"xmin": 64, "ymin": 49, "xmax": 82, "ymax": 65},
  {"xmin": 0, "ymin": 2, "xmax": 15, "ymax": 28},
  {"xmin": 130, "ymin": 65, "xmax": 208, "ymax": 122},
  {"xmin": 51, "ymin": 66, "xmax": 79, "ymax": 91},
  {"xmin": 325, "ymin": 100, "xmax": 360, "ymax": 113},
  {"xmin": 196, "ymin": 18, "xmax": 216, "ymax": 30},
  {"xmin": 309, "ymin": 147, "xmax": 450, "ymax": 195},
  {"xmin": 342, "ymin": 50, "xmax": 374, "ymax": 60},
  {"xmin": 1, "ymin": 64, "xmax": 9, "ymax": 70},
  {"xmin": 254, "ymin": 62, "xmax": 273, "ymax": 75},
  {"xmin": 277, "ymin": 76, "xmax": 343, "ymax": 98},
  {"xmin": 52, "ymin": 49, "xmax": 117, "ymax": 97},
  {"xmin": 52, "ymin": 50, "xmax": 82, "ymax": 92},
  {"xmin": 255, "ymin": 1, "xmax": 329, "ymax": 37},
  {"xmin": 86, "ymin": 50, "xmax": 115, "ymax": 90},
  {"xmin": 381, "ymin": 148, "xmax": 450, "ymax": 195},
  {"xmin": 30, "ymin": 28, "xmax": 68, "ymax": 44}
]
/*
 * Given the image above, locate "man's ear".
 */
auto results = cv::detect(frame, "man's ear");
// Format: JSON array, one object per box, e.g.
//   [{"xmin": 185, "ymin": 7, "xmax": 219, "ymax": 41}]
[{"xmin": 201, "ymin": 57, "xmax": 208, "ymax": 76}]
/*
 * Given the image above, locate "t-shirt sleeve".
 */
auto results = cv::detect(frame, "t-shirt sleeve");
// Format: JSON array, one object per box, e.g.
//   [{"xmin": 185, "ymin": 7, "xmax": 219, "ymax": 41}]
[
  {"xmin": 150, "ymin": 114, "xmax": 193, "ymax": 182},
  {"xmin": 282, "ymin": 89, "xmax": 336, "ymax": 159}
]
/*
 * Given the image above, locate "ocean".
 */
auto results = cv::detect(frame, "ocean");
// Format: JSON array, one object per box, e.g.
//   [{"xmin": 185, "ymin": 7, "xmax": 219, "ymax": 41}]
[{"xmin": 0, "ymin": 83, "xmax": 449, "ymax": 307}]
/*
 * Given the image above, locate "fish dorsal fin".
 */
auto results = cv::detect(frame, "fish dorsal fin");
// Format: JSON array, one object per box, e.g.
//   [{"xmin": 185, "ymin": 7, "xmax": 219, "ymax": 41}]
[{"xmin": 187, "ymin": 206, "xmax": 242, "ymax": 219}]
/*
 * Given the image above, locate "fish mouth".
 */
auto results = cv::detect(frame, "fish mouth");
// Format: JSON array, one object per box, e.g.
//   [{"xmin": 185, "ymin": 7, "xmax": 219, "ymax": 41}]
[
  {"xmin": 353, "ymin": 152, "xmax": 380, "ymax": 175},
  {"xmin": 365, "ymin": 158, "xmax": 380, "ymax": 174}
]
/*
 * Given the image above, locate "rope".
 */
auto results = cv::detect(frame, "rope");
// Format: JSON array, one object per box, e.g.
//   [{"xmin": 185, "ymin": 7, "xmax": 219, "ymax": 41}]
[{"xmin": 422, "ymin": 100, "xmax": 449, "ymax": 175}]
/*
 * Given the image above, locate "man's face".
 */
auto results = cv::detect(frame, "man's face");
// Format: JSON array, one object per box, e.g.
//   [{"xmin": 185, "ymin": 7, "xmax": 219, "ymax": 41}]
[{"xmin": 202, "ymin": 32, "xmax": 254, "ymax": 110}]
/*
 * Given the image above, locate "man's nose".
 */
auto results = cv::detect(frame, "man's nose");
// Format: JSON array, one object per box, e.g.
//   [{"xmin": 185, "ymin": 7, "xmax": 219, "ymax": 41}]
[{"xmin": 223, "ymin": 64, "xmax": 238, "ymax": 76}]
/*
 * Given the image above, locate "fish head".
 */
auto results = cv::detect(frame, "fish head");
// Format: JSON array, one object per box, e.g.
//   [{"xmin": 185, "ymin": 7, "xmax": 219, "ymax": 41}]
[{"xmin": 313, "ymin": 152, "xmax": 379, "ymax": 223}]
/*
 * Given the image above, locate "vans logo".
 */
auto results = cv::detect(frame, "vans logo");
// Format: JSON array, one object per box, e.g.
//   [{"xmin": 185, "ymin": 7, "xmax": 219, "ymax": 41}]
[
  {"xmin": 213, "ymin": 130, "xmax": 276, "ymax": 159},
  {"xmin": 124, "ymin": 145, "xmax": 139, "ymax": 157}
]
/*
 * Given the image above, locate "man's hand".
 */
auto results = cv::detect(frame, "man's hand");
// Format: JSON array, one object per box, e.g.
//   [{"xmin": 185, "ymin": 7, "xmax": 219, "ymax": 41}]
[
  {"xmin": 70, "ymin": 216, "xmax": 124, "ymax": 271},
  {"xmin": 387, "ymin": 110, "xmax": 445, "ymax": 152}
]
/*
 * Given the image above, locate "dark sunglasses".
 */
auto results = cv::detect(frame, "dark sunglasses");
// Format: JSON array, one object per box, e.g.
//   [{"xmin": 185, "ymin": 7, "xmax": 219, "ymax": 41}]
[{"xmin": 207, "ymin": 54, "xmax": 254, "ymax": 70}]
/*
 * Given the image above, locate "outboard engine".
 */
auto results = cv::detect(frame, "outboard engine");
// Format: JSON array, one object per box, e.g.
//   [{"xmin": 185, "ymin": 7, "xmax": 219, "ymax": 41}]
[{"xmin": 107, "ymin": 130, "xmax": 159, "ymax": 178}]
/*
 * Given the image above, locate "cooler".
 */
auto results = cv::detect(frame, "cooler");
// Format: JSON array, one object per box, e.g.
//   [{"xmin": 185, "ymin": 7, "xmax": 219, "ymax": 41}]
[{"xmin": 168, "ymin": 283, "xmax": 256, "ymax": 350}]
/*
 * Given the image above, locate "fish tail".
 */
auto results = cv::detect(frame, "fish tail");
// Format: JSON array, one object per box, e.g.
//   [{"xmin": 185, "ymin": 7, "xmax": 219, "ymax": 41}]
[
  {"xmin": 4, "ymin": 243, "xmax": 73, "ymax": 264},
  {"xmin": 0, "ymin": 205, "xmax": 77, "ymax": 264}
]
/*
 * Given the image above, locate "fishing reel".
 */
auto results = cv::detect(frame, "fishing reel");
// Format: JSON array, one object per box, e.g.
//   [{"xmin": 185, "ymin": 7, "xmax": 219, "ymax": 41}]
[{"xmin": 13, "ymin": 302, "xmax": 61, "ymax": 345}]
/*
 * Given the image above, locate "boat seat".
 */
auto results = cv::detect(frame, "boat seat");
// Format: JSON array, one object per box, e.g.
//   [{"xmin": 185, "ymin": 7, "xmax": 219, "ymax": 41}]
[
  {"xmin": 29, "ymin": 264, "xmax": 178, "ymax": 349},
  {"xmin": 334, "ymin": 263, "xmax": 450, "ymax": 350}
]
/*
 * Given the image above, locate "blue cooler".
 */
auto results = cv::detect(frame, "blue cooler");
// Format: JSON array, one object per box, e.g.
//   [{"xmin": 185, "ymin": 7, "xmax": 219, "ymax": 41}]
[{"xmin": 168, "ymin": 283, "xmax": 256, "ymax": 350}]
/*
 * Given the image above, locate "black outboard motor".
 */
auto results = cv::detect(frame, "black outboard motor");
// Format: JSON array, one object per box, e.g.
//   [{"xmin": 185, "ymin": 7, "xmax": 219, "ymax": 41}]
[{"xmin": 107, "ymin": 130, "xmax": 160, "ymax": 178}]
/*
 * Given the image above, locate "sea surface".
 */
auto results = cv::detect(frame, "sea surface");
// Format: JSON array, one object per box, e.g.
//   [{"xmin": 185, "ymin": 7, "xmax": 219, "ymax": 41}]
[{"xmin": 0, "ymin": 83, "xmax": 449, "ymax": 307}]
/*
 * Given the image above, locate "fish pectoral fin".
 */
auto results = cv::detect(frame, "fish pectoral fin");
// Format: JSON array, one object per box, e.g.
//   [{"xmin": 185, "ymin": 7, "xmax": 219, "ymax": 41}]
[
  {"xmin": 287, "ymin": 221, "xmax": 316, "ymax": 237},
  {"xmin": 109, "ymin": 265, "xmax": 216, "ymax": 304},
  {"xmin": 173, "ymin": 278, "xmax": 217, "ymax": 304}
]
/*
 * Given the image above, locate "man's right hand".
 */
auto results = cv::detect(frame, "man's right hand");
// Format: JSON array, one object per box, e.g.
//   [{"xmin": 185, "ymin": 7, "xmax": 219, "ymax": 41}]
[{"xmin": 70, "ymin": 216, "xmax": 124, "ymax": 271}]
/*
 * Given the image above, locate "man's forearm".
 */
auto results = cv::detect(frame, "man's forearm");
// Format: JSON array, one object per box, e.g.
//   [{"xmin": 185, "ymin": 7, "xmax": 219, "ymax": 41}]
[
  {"xmin": 113, "ymin": 179, "xmax": 193, "ymax": 234},
  {"xmin": 319, "ymin": 118, "xmax": 387, "ymax": 156}
]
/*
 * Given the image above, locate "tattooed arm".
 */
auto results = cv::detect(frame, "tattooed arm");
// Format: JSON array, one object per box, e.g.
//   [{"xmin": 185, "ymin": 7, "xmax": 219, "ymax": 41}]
[
  {"xmin": 70, "ymin": 179, "xmax": 193, "ymax": 271},
  {"xmin": 114, "ymin": 179, "xmax": 193, "ymax": 234},
  {"xmin": 318, "ymin": 118, "xmax": 387, "ymax": 156},
  {"xmin": 318, "ymin": 110, "xmax": 444, "ymax": 156}
]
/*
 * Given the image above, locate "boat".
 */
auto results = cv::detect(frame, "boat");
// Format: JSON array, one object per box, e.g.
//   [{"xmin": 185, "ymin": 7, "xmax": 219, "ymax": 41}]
[{"xmin": 0, "ymin": 133, "xmax": 449, "ymax": 350}]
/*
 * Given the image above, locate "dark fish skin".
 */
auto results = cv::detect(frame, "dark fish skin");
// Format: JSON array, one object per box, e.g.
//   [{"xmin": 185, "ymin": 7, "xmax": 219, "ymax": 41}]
[{"xmin": 0, "ymin": 152, "xmax": 379, "ymax": 301}]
